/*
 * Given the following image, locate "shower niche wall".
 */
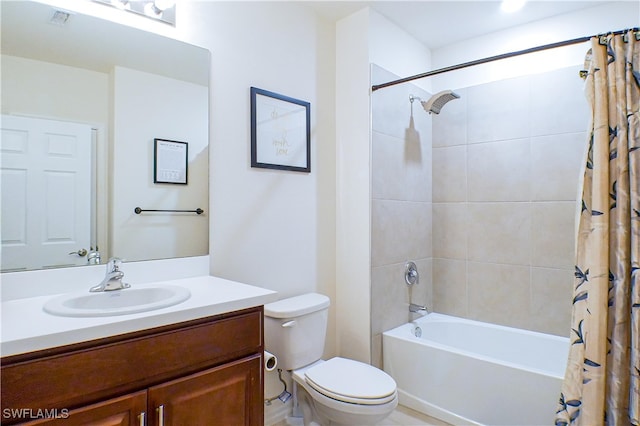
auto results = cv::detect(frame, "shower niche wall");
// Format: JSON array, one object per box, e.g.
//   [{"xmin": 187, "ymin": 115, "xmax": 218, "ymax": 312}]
[
  {"xmin": 370, "ymin": 64, "xmax": 434, "ymax": 368},
  {"xmin": 370, "ymin": 63, "xmax": 589, "ymax": 367}
]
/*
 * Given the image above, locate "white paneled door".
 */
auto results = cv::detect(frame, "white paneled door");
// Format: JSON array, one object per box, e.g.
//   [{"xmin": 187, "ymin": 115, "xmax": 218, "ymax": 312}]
[{"xmin": 1, "ymin": 115, "xmax": 92, "ymax": 271}]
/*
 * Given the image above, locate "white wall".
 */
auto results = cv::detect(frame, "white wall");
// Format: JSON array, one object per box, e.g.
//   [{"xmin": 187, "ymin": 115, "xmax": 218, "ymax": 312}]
[
  {"xmin": 431, "ymin": 2, "xmax": 639, "ymax": 90},
  {"xmin": 185, "ymin": 2, "xmax": 336, "ymax": 300},
  {"xmin": 178, "ymin": 4, "xmax": 337, "ymax": 421},
  {"xmin": 0, "ymin": 55, "xmax": 108, "ymax": 124},
  {"xmin": 369, "ymin": 10, "xmax": 432, "ymax": 93},
  {"xmin": 110, "ymin": 67, "xmax": 208, "ymax": 261},
  {"xmin": 30, "ymin": 2, "xmax": 337, "ymax": 328},
  {"xmin": 336, "ymin": 8, "xmax": 372, "ymax": 363},
  {"xmin": 175, "ymin": 4, "xmax": 337, "ymax": 363},
  {"xmin": 336, "ymin": 8, "xmax": 433, "ymax": 363}
]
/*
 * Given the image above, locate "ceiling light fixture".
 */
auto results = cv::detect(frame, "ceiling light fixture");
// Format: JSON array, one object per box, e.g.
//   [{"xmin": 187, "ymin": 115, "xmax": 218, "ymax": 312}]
[
  {"xmin": 92, "ymin": 0, "xmax": 176, "ymax": 25},
  {"xmin": 153, "ymin": 0, "xmax": 176, "ymax": 11},
  {"xmin": 501, "ymin": 0, "xmax": 527, "ymax": 13},
  {"xmin": 111, "ymin": 0, "xmax": 129, "ymax": 11}
]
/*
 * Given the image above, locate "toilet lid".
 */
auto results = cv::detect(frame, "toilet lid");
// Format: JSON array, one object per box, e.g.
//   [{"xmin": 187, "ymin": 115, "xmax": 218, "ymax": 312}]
[{"xmin": 304, "ymin": 357, "xmax": 397, "ymax": 405}]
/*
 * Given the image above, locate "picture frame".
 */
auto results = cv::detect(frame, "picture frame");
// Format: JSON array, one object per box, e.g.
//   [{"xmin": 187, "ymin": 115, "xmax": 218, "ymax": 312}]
[
  {"xmin": 250, "ymin": 87, "xmax": 311, "ymax": 173},
  {"xmin": 153, "ymin": 138, "xmax": 188, "ymax": 184}
]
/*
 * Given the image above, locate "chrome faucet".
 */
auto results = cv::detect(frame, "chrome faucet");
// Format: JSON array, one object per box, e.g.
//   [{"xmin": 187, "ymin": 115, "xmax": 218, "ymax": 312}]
[
  {"xmin": 409, "ymin": 303, "xmax": 428, "ymax": 315},
  {"xmin": 87, "ymin": 246, "xmax": 101, "ymax": 265},
  {"xmin": 90, "ymin": 257, "xmax": 130, "ymax": 292}
]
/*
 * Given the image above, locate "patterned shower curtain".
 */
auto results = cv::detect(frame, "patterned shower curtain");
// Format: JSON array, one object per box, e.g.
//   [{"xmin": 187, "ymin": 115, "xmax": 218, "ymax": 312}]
[{"xmin": 556, "ymin": 30, "xmax": 639, "ymax": 425}]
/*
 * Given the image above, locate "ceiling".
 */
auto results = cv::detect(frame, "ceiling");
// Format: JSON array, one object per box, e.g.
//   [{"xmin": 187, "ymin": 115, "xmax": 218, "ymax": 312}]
[{"xmin": 306, "ymin": 1, "xmax": 634, "ymax": 49}]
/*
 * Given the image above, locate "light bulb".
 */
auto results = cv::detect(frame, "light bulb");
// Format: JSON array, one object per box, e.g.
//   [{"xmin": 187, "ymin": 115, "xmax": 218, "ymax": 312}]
[
  {"xmin": 111, "ymin": 0, "xmax": 129, "ymax": 10},
  {"xmin": 153, "ymin": 0, "xmax": 175, "ymax": 11}
]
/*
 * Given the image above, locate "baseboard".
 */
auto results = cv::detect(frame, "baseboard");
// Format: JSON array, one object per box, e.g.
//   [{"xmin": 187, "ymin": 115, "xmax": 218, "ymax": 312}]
[{"xmin": 264, "ymin": 399, "xmax": 292, "ymax": 426}]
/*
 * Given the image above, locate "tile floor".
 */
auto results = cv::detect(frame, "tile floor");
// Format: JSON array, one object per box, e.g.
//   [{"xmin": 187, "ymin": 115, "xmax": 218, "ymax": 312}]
[
  {"xmin": 273, "ymin": 405, "xmax": 451, "ymax": 426},
  {"xmin": 378, "ymin": 405, "xmax": 451, "ymax": 426}
]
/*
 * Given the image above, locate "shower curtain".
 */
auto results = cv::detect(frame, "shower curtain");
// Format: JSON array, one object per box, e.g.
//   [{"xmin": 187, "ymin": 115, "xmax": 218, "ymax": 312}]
[{"xmin": 556, "ymin": 30, "xmax": 639, "ymax": 425}]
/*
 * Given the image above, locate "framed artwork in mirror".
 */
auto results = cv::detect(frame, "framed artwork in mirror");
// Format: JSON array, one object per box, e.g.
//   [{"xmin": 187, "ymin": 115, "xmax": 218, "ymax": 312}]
[
  {"xmin": 154, "ymin": 138, "xmax": 188, "ymax": 184},
  {"xmin": 250, "ymin": 87, "xmax": 310, "ymax": 173}
]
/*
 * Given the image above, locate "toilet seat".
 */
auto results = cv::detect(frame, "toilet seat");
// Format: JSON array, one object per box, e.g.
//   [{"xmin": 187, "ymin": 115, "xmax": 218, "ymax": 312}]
[{"xmin": 303, "ymin": 357, "xmax": 397, "ymax": 405}]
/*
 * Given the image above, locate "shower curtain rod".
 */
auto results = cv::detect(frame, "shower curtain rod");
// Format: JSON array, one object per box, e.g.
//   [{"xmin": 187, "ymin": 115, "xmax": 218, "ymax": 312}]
[{"xmin": 371, "ymin": 28, "xmax": 639, "ymax": 92}]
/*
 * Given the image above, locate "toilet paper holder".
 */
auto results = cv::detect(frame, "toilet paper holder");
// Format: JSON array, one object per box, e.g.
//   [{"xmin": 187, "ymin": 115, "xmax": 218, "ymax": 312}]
[{"xmin": 264, "ymin": 350, "xmax": 277, "ymax": 372}]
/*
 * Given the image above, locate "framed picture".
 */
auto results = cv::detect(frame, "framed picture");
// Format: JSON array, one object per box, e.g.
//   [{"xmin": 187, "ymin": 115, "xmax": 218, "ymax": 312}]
[
  {"xmin": 250, "ymin": 87, "xmax": 311, "ymax": 173},
  {"xmin": 154, "ymin": 138, "xmax": 188, "ymax": 184}
]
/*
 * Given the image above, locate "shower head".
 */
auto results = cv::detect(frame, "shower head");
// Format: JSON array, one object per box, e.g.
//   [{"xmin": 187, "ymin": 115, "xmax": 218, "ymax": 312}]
[{"xmin": 421, "ymin": 90, "xmax": 460, "ymax": 114}]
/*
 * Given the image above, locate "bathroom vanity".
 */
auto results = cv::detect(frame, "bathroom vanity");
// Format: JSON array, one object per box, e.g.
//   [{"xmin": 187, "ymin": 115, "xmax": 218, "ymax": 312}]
[{"xmin": 1, "ymin": 275, "xmax": 277, "ymax": 425}]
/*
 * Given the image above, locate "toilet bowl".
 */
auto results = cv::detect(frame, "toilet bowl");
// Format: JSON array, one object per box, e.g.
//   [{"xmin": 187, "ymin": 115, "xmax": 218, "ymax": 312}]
[
  {"xmin": 263, "ymin": 293, "xmax": 398, "ymax": 426},
  {"xmin": 292, "ymin": 358, "xmax": 398, "ymax": 426}
]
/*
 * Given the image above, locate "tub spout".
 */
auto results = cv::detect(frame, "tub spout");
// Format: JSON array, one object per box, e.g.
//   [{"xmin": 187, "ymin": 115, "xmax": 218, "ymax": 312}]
[{"xmin": 409, "ymin": 303, "xmax": 428, "ymax": 315}]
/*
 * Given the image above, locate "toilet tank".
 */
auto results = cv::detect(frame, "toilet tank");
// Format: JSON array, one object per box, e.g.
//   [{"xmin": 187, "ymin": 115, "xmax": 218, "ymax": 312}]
[{"xmin": 264, "ymin": 293, "xmax": 330, "ymax": 370}]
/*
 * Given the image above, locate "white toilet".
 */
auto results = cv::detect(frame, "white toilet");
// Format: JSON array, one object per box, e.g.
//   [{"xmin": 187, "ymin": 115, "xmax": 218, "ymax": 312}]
[{"xmin": 264, "ymin": 293, "xmax": 398, "ymax": 426}]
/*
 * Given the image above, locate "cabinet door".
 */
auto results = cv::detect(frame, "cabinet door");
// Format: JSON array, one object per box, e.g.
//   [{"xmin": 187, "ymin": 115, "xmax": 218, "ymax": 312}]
[
  {"xmin": 148, "ymin": 354, "xmax": 262, "ymax": 426},
  {"xmin": 21, "ymin": 390, "xmax": 147, "ymax": 426}
]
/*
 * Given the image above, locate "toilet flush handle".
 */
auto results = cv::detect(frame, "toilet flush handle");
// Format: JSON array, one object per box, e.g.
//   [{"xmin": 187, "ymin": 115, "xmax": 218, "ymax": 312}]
[{"xmin": 281, "ymin": 320, "xmax": 296, "ymax": 328}]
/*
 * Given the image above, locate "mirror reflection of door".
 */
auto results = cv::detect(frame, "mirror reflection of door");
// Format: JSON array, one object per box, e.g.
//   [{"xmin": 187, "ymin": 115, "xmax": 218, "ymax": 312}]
[{"xmin": 1, "ymin": 115, "xmax": 92, "ymax": 271}]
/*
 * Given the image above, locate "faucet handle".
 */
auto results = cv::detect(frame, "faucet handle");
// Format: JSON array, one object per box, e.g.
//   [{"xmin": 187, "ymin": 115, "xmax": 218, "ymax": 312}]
[
  {"xmin": 107, "ymin": 257, "xmax": 123, "ymax": 271},
  {"xmin": 405, "ymin": 261, "xmax": 419, "ymax": 286}
]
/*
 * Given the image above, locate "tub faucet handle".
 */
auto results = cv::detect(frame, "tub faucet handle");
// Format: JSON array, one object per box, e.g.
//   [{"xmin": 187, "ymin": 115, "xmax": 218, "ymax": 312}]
[{"xmin": 405, "ymin": 261, "xmax": 419, "ymax": 286}]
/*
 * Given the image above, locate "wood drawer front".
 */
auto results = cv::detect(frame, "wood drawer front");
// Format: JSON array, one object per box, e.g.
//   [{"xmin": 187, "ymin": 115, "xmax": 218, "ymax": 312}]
[{"xmin": 1, "ymin": 309, "xmax": 262, "ymax": 415}]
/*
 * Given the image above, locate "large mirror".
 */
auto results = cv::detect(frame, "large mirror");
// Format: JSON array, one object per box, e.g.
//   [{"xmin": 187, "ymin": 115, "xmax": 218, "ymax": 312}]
[{"xmin": 1, "ymin": 1, "xmax": 210, "ymax": 272}]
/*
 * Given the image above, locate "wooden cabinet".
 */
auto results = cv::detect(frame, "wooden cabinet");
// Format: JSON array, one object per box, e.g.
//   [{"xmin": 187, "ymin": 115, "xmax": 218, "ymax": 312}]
[
  {"xmin": 148, "ymin": 355, "xmax": 261, "ymax": 425},
  {"xmin": 22, "ymin": 391, "xmax": 147, "ymax": 426},
  {"xmin": 1, "ymin": 307, "xmax": 264, "ymax": 425}
]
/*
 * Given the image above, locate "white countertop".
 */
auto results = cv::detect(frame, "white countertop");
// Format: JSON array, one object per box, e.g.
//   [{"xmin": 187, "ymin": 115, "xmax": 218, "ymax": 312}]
[{"xmin": 1, "ymin": 275, "xmax": 278, "ymax": 357}]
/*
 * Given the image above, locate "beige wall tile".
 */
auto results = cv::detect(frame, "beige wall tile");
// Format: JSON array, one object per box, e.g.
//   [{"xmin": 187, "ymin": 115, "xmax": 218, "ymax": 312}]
[
  {"xmin": 467, "ymin": 138, "xmax": 531, "ymax": 202},
  {"xmin": 467, "ymin": 76, "xmax": 530, "ymax": 144},
  {"xmin": 371, "ymin": 262, "xmax": 412, "ymax": 336},
  {"xmin": 371, "ymin": 333, "xmax": 383, "ymax": 369},
  {"xmin": 432, "ymin": 258, "xmax": 467, "ymax": 317},
  {"xmin": 467, "ymin": 261, "xmax": 531, "ymax": 329},
  {"xmin": 372, "ymin": 130, "xmax": 432, "ymax": 203},
  {"xmin": 371, "ymin": 200, "xmax": 432, "ymax": 267},
  {"xmin": 530, "ymin": 65, "xmax": 590, "ymax": 137},
  {"xmin": 531, "ymin": 267, "xmax": 573, "ymax": 337},
  {"xmin": 531, "ymin": 202, "xmax": 576, "ymax": 269},
  {"xmin": 372, "ymin": 64, "xmax": 585, "ymax": 338},
  {"xmin": 432, "ymin": 146, "xmax": 467, "ymax": 202},
  {"xmin": 531, "ymin": 132, "xmax": 586, "ymax": 201},
  {"xmin": 432, "ymin": 203, "xmax": 467, "ymax": 259},
  {"xmin": 371, "ymin": 65, "xmax": 432, "ymax": 140},
  {"xmin": 467, "ymin": 202, "xmax": 531, "ymax": 265}
]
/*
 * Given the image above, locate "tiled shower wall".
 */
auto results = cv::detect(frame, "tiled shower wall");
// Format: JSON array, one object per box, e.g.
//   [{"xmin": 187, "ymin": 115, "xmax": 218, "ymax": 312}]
[
  {"xmin": 370, "ymin": 65, "xmax": 434, "ymax": 368},
  {"xmin": 431, "ymin": 65, "xmax": 588, "ymax": 337},
  {"xmin": 370, "ymin": 64, "xmax": 589, "ymax": 367}
]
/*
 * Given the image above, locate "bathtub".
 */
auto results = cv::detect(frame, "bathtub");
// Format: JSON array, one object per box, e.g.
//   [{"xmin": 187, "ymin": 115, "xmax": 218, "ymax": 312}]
[{"xmin": 382, "ymin": 313, "xmax": 569, "ymax": 426}]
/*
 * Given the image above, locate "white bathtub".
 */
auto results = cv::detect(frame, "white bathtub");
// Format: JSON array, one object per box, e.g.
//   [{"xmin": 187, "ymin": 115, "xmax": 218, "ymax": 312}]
[{"xmin": 382, "ymin": 313, "xmax": 569, "ymax": 426}]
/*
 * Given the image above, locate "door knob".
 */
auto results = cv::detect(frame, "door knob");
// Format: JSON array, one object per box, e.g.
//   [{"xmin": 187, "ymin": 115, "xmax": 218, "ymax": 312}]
[{"xmin": 69, "ymin": 248, "xmax": 88, "ymax": 257}]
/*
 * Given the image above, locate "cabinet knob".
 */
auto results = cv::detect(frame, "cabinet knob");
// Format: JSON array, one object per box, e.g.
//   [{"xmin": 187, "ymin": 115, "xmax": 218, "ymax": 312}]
[
  {"xmin": 156, "ymin": 405, "xmax": 165, "ymax": 426},
  {"xmin": 138, "ymin": 411, "xmax": 146, "ymax": 426}
]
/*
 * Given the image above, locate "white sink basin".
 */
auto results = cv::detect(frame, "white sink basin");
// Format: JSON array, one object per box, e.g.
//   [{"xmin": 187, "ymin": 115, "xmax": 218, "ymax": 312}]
[{"xmin": 43, "ymin": 285, "xmax": 191, "ymax": 317}]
